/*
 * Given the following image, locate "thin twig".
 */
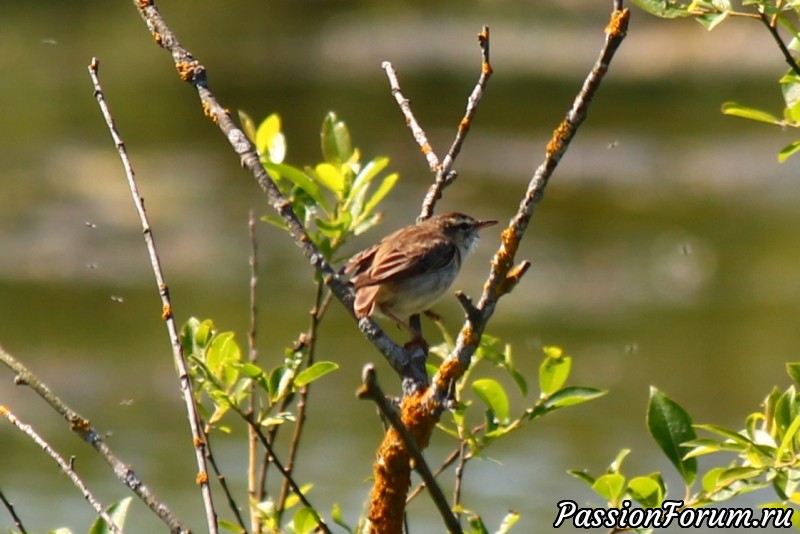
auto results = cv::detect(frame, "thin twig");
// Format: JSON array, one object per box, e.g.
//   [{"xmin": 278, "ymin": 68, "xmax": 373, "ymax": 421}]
[
  {"xmin": 247, "ymin": 210, "xmax": 261, "ymax": 534},
  {"xmin": 381, "ymin": 61, "xmax": 441, "ymax": 175},
  {"xmin": 203, "ymin": 430, "xmax": 247, "ymax": 532},
  {"xmin": 0, "ymin": 347, "xmax": 189, "ymax": 533},
  {"xmin": 0, "ymin": 487, "xmax": 28, "ymax": 534},
  {"xmin": 452, "ymin": 440, "xmax": 467, "ymax": 523},
  {"xmin": 276, "ymin": 281, "xmax": 328, "ymax": 515},
  {"xmin": 419, "ymin": 26, "xmax": 494, "ymax": 220},
  {"xmin": 132, "ymin": 0, "xmax": 427, "ymax": 392},
  {"xmin": 87, "ymin": 57, "xmax": 218, "ymax": 534},
  {"xmin": 758, "ymin": 8, "xmax": 800, "ymax": 78},
  {"xmin": 358, "ymin": 365, "xmax": 462, "ymax": 534},
  {"xmin": 0, "ymin": 407, "xmax": 122, "ymax": 534},
  {"xmin": 431, "ymin": 3, "xmax": 630, "ymax": 403},
  {"xmin": 235, "ymin": 406, "xmax": 331, "ymax": 533}
]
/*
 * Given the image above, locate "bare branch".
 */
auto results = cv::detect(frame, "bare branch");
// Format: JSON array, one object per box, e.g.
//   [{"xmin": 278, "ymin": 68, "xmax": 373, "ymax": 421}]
[
  {"xmin": 130, "ymin": 0, "xmax": 427, "ymax": 391},
  {"xmin": 758, "ymin": 9, "xmax": 800, "ymax": 78},
  {"xmin": 419, "ymin": 26, "xmax": 494, "ymax": 220},
  {"xmin": 432, "ymin": 4, "xmax": 631, "ymax": 404},
  {"xmin": 0, "ymin": 407, "xmax": 123, "ymax": 534},
  {"xmin": 247, "ymin": 210, "xmax": 261, "ymax": 534},
  {"xmin": 87, "ymin": 57, "xmax": 219, "ymax": 534},
  {"xmin": 0, "ymin": 346, "xmax": 189, "ymax": 534},
  {"xmin": 382, "ymin": 61, "xmax": 441, "ymax": 175},
  {"xmin": 0, "ymin": 487, "xmax": 28, "ymax": 534}
]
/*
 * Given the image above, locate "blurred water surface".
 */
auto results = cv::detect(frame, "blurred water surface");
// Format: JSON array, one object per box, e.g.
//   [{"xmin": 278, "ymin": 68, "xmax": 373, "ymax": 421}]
[{"xmin": 2, "ymin": 1, "xmax": 799, "ymax": 532}]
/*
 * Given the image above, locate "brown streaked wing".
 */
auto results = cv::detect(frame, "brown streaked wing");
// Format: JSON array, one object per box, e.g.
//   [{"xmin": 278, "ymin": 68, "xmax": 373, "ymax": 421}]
[
  {"xmin": 343, "ymin": 243, "xmax": 379, "ymax": 276},
  {"xmin": 364, "ymin": 238, "xmax": 458, "ymax": 286}
]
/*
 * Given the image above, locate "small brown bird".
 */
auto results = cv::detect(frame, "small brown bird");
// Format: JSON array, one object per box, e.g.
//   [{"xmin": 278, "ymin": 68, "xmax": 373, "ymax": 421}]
[{"xmin": 344, "ymin": 212, "xmax": 497, "ymax": 337}]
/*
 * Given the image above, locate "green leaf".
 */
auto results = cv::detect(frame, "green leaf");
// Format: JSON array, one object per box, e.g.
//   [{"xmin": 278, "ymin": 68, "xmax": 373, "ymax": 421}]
[
  {"xmin": 264, "ymin": 162, "xmax": 327, "ymax": 211},
  {"xmin": 283, "ymin": 483, "xmax": 314, "ymax": 510},
  {"xmin": 361, "ymin": 173, "xmax": 399, "ymax": 218},
  {"xmin": 628, "ymin": 475, "xmax": 664, "ymax": 508},
  {"xmin": 495, "ymin": 510, "xmax": 520, "ymax": 534},
  {"xmin": 721, "ymin": 101, "xmax": 782, "ymax": 124},
  {"xmin": 778, "ymin": 140, "xmax": 800, "ymax": 163},
  {"xmin": 780, "ymin": 72, "xmax": 800, "ymax": 122},
  {"xmin": 647, "ymin": 387, "xmax": 697, "ymax": 485},
  {"xmin": 696, "ymin": 10, "xmax": 728, "ymax": 30},
  {"xmin": 472, "ymin": 378, "xmax": 510, "ymax": 424},
  {"xmin": 466, "ymin": 514, "xmax": 489, "ymax": 534},
  {"xmin": 609, "ymin": 448, "xmax": 630, "ymax": 473},
  {"xmin": 567, "ymin": 469, "xmax": 596, "ymax": 488},
  {"xmin": 88, "ymin": 497, "xmax": 132, "ymax": 534},
  {"xmin": 788, "ymin": 363, "xmax": 800, "ymax": 386},
  {"xmin": 592, "ymin": 473, "xmax": 625, "ymax": 501},
  {"xmin": 238, "ymin": 109, "xmax": 257, "ymax": 144},
  {"xmin": 331, "ymin": 503, "xmax": 352, "ymax": 533},
  {"xmin": 538, "ymin": 348, "xmax": 571, "ymax": 396},
  {"xmin": 631, "ymin": 0, "xmax": 694, "ymax": 18},
  {"xmin": 292, "ymin": 507, "xmax": 320, "ymax": 534},
  {"xmin": 777, "ymin": 414, "xmax": 800, "ymax": 462},
  {"xmin": 255, "ymin": 113, "xmax": 286, "ymax": 163},
  {"xmin": 537, "ymin": 386, "xmax": 607, "ymax": 414},
  {"xmin": 702, "ymin": 466, "xmax": 725, "ymax": 493},
  {"xmin": 321, "ymin": 112, "xmax": 354, "ymax": 166},
  {"xmin": 219, "ymin": 519, "xmax": 244, "ymax": 533},
  {"xmin": 313, "ymin": 163, "xmax": 346, "ymax": 194},
  {"xmin": 294, "ymin": 361, "xmax": 339, "ymax": 388}
]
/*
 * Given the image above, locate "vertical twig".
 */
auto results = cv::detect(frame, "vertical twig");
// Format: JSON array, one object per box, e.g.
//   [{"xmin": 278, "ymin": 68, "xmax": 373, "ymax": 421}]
[
  {"xmin": 246, "ymin": 210, "xmax": 262, "ymax": 534},
  {"xmin": 276, "ymin": 282, "xmax": 330, "ymax": 515},
  {"xmin": 0, "ymin": 487, "xmax": 28, "ymax": 534},
  {"xmin": 419, "ymin": 26, "xmax": 494, "ymax": 221},
  {"xmin": 0, "ymin": 407, "xmax": 122, "ymax": 534},
  {"xmin": 452, "ymin": 440, "xmax": 467, "ymax": 523},
  {"xmin": 87, "ymin": 57, "xmax": 218, "ymax": 534}
]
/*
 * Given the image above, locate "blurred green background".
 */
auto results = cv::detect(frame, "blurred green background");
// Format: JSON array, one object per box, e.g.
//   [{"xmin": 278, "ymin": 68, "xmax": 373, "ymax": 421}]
[{"xmin": 2, "ymin": 1, "xmax": 799, "ymax": 532}]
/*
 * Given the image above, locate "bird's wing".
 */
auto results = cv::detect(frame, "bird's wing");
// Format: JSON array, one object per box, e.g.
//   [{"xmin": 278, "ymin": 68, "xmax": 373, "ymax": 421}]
[{"xmin": 361, "ymin": 238, "xmax": 458, "ymax": 286}]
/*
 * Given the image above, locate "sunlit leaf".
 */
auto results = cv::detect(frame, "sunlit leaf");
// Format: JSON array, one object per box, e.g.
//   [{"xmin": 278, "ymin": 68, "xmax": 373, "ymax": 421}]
[
  {"xmin": 537, "ymin": 386, "xmax": 607, "ymax": 414},
  {"xmin": 313, "ymin": 163, "xmax": 346, "ymax": 194},
  {"xmin": 496, "ymin": 510, "xmax": 520, "ymax": 534},
  {"xmin": 331, "ymin": 503, "xmax": 352, "ymax": 533},
  {"xmin": 539, "ymin": 349, "xmax": 571, "ymax": 396},
  {"xmin": 88, "ymin": 497, "xmax": 132, "ymax": 534},
  {"xmin": 292, "ymin": 506, "xmax": 320, "ymax": 534},
  {"xmin": 628, "ymin": 476, "xmax": 663, "ymax": 507},
  {"xmin": 264, "ymin": 162, "xmax": 327, "ymax": 210},
  {"xmin": 255, "ymin": 113, "xmax": 286, "ymax": 163},
  {"xmin": 283, "ymin": 483, "xmax": 314, "ymax": 510},
  {"xmin": 567, "ymin": 469, "xmax": 596, "ymax": 488},
  {"xmin": 647, "ymin": 387, "xmax": 697, "ymax": 485},
  {"xmin": 361, "ymin": 173, "xmax": 399, "ymax": 218},
  {"xmin": 630, "ymin": 0, "xmax": 694, "ymax": 18},
  {"xmin": 472, "ymin": 378, "xmax": 510, "ymax": 424},
  {"xmin": 238, "ymin": 109, "xmax": 257, "ymax": 144},
  {"xmin": 294, "ymin": 361, "xmax": 339, "ymax": 388},
  {"xmin": 592, "ymin": 473, "xmax": 625, "ymax": 501},
  {"xmin": 778, "ymin": 140, "xmax": 800, "ymax": 163},
  {"xmin": 721, "ymin": 101, "xmax": 782, "ymax": 124},
  {"xmin": 321, "ymin": 112, "xmax": 353, "ymax": 166}
]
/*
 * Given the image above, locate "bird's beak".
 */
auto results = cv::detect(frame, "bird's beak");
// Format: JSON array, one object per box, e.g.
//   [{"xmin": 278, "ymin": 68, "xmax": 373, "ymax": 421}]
[{"xmin": 477, "ymin": 219, "xmax": 498, "ymax": 229}]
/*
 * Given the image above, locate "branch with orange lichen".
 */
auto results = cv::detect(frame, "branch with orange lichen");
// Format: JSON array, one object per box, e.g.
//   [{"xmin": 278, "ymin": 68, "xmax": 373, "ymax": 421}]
[{"xmin": 367, "ymin": 4, "xmax": 629, "ymax": 533}]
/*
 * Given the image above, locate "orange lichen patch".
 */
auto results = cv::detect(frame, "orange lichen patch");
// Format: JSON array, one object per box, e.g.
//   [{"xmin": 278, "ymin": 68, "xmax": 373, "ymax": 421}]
[
  {"xmin": 497, "ymin": 260, "xmax": 531, "ymax": 297},
  {"xmin": 161, "ymin": 304, "xmax": 172, "ymax": 320},
  {"xmin": 0, "ymin": 405, "xmax": 7, "ymax": 417},
  {"xmin": 482, "ymin": 61, "xmax": 494, "ymax": 76},
  {"xmin": 153, "ymin": 32, "xmax": 163, "ymax": 47},
  {"xmin": 193, "ymin": 436, "xmax": 205, "ymax": 448},
  {"xmin": 606, "ymin": 8, "xmax": 630, "ymax": 37},
  {"xmin": 196, "ymin": 471, "xmax": 209, "ymax": 485},
  {"xmin": 70, "ymin": 417, "xmax": 91, "ymax": 432},
  {"xmin": 368, "ymin": 427, "xmax": 412, "ymax": 534},
  {"xmin": 546, "ymin": 120, "xmax": 570, "ymax": 156},
  {"xmin": 175, "ymin": 60, "xmax": 200, "ymax": 82},
  {"xmin": 420, "ymin": 143, "xmax": 433, "ymax": 155},
  {"xmin": 202, "ymin": 101, "xmax": 216, "ymax": 122},
  {"xmin": 136, "ymin": 0, "xmax": 152, "ymax": 9},
  {"xmin": 433, "ymin": 358, "xmax": 464, "ymax": 392},
  {"xmin": 459, "ymin": 116, "xmax": 471, "ymax": 131}
]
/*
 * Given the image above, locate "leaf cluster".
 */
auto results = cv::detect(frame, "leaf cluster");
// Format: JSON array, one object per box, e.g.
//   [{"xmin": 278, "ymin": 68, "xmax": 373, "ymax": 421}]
[{"xmin": 632, "ymin": 0, "xmax": 800, "ymax": 161}]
